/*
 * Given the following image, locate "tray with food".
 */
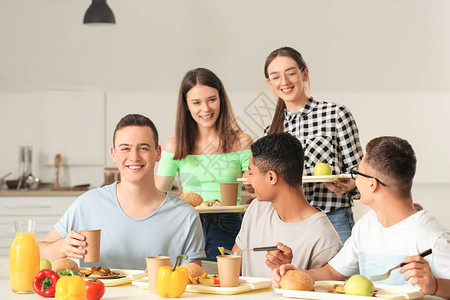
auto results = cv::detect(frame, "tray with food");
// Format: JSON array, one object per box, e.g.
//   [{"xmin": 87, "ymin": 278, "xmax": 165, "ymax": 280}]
[
  {"xmin": 195, "ymin": 204, "xmax": 249, "ymax": 213},
  {"xmin": 302, "ymin": 174, "xmax": 352, "ymax": 183},
  {"xmin": 132, "ymin": 276, "xmax": 270, "ymax": 295},
  {"xmin": 132, "ymin": 262, "xmax": 270, "ymax": 295},
  {"xmin": 274, "ymin": 270, "xmax": 423, "ymax": 300},
  {"xmin": 237, "ymin": 174, "xmax": 352, "ymax": 184},
  {"xmin": 178, "ymin": 192, "xmax": 249, "ymax": 213},
  {"xmin": 77, "ymin": 266, "xmax": 126, "ymax": 279},
  {"xmin": 78, "ymin": 267, "xmax": 146, "ymax": 287}
]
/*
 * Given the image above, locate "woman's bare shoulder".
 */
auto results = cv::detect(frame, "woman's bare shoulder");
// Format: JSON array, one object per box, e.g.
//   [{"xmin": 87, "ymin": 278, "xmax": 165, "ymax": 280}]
[
  {"xmin": 162, "ymin": 137, "xmax": 177, "ymax": 153},
  {"xmin": 236, "ymin": 132, "xmax": 253, "ymax": 150}
]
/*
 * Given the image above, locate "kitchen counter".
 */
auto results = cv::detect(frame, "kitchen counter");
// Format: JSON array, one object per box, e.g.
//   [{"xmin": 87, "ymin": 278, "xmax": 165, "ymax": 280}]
[{"xmin": 0, "ymin": 188, "xmax": 87, "ymax": 197}]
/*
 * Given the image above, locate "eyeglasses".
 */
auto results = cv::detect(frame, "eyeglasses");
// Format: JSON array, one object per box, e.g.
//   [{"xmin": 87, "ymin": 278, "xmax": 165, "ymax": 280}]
[
  {"xmin": 350, "ymin": 168, "xmax": 387, "ymax": 186},
  {"xmin": 267, "ymin": 69, "xmax": 303, "ymax": 85}
]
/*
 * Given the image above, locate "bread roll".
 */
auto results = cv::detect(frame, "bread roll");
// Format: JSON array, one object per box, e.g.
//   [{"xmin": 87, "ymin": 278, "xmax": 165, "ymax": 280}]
[
  {"xmin": 52, "ymin": 258, "xmax": 79, "ymax": 272},
  {"xmin": 179, "ymin": 192, "xmax": 203, "ymax": 207},
  {"xmin": 180, "ymin": 262, "xmax": 205, "ymax": 278},
  {"xmin": 280, "ymin": 270, "xmax": 314, "ymax": 291}
]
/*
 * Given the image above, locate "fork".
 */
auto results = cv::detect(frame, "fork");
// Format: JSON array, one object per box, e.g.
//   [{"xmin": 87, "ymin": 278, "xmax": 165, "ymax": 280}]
[
  {"xmin": 223, "ymin": 246, "xmax": 278, "ymax": 255},
  {"xmin": 368, "ymin": 248, "xmax": 432, "ymax": 281}
]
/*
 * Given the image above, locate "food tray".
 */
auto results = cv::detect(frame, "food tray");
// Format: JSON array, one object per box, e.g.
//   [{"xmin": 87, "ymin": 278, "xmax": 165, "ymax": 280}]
[
  {"xmin": 302, "ymin": 174, "xmax": 352, "ymax": 183},
  {"xmin": 80, "ymin": 269, "xmax": 146, "ymax": 287},
  {"xmin": 238, "ymin": 174, "xmax": 352, "ymax": 184},
  {"xmin": 195, "ymin": 205, "xmax": 249, "ymax": 213},
  {"xmin": 132, "ymin": 276, "xmax": 271, "ymax": 295},
  {"xmin": 275, "ymin": 280, "xmax": 423, "ymax": 300}
]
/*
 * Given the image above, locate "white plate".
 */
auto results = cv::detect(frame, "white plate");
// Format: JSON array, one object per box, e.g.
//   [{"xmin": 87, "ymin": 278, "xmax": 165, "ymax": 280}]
[
  {"xmin": 78, "ymin": 267, "xmax": 127, "ymax": 279},
  {"xmin": 238, "ymin": 174, "xmax": 352, "ymax": 184},
  {"xmin": 84, "ymin": 269, "xmax": 146, "ymax": 287},
  {"xmin": 302, "ymin": 174, "xmax": 352, "ymax": 183},
  {"xmin": 195, "ymin": 205, "xmax": 249, "ymax": 213},
  {"xmin": 132, "ymin": 276, "xmax": 271, "ymax": 295},
  {"xmin": 275, "ymin": 280, "xmax": 423, "ymax": 300}
]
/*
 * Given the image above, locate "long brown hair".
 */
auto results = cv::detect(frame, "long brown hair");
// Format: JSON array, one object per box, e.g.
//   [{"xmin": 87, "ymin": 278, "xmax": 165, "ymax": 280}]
[
  {"xmin": 264, "ymin": 47, "xmax": 308, "ymax": 134},
  {"xmin": 174, "ymin": 68, "xmax": 241, "ymax": 160}
]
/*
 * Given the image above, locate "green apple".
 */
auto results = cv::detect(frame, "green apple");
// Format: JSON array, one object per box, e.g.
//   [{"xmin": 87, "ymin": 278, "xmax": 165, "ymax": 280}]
[
  {"xmin": 314, "ymin": 162, "xmax": 332, "ymax": 176},
  {"xmin": 40, "ymin": 258, "xmax": 52, "ymax": 270},
  {"xmin": 344, "ymin": 274, "xmax": 374, "ymax": 297}
]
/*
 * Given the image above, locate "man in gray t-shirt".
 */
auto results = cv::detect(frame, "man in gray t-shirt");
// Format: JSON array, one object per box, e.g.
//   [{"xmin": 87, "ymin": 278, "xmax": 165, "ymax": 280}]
[
  {"xmin": 233, "ymin": 133, "xmax": 342, "ymax": 278},
  {"xmin": 38, "ymin": 114, "xmax": 205, "ymax": 269}
]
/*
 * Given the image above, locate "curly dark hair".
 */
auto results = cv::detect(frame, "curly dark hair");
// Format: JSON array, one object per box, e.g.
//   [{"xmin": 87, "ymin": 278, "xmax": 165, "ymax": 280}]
[
  {"xmin": 113, "ymin": 114, "xmax": 159, "ymax": 147},
  {"xmin": 251, "ymin": 132, "xmax": 304, "ymax": 187},
  {"xmin": 366, "ymin": 136, "xmax": 416, "ymax": 197}
]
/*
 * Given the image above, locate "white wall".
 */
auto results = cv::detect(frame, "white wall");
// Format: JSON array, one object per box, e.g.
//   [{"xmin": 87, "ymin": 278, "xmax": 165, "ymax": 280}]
[{"xmin": 0, "ymin": 1, "xmax": 449, "ymax": 226}]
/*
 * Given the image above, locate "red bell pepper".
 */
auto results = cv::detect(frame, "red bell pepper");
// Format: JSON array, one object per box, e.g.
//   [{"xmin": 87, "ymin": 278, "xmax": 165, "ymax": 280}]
[{"xmin": 33, "ymin": 269, "xmax": 60, "ymax": 297}]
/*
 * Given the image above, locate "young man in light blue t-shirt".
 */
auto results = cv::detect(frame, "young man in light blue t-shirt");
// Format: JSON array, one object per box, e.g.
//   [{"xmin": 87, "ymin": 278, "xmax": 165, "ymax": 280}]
[{"xmin": 38, "ymin": 114, "xmax": 205, "ymax": 269}]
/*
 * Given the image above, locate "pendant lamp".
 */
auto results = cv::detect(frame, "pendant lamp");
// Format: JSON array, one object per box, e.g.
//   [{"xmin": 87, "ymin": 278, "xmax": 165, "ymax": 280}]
[{"xmin": 83, "ymin": 0, "xmax": 116, "ymax": 25}]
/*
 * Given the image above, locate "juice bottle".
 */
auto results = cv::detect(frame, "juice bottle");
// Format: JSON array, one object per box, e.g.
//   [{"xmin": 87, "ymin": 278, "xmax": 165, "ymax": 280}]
[{"xmin": 9, "ymin": 220, "xmax": 40, "ymax": 293}]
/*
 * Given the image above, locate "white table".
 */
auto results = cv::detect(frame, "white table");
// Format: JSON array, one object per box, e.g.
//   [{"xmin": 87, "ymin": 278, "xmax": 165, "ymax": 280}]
[
  {"xmin": 0, "ymin": 258, "xmax": 274, "ymax": 299},
  {"xmin": 0, "ymin": 258, "xmax": 445, "ymax": 299}
]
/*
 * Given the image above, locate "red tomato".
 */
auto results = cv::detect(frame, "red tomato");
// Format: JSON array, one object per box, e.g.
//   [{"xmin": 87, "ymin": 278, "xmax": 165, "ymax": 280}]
[{"xmin": 86, "ymin": 279, "xmax": 105, "ymax": 300}]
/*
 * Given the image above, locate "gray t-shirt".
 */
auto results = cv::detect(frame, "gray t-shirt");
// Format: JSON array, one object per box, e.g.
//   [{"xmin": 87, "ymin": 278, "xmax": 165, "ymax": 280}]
[
  {"xmin": 236, "ymin": 200, "xmax": 342, "ymax": 278},
  {"xmin": 54, "ymin": 182, "xmax": 205, "ymax": 270}
]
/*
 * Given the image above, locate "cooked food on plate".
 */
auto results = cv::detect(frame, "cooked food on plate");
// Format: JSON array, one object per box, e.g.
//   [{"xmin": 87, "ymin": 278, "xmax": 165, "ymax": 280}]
[
  {"xmin": 327, "ymin": 283, "xmax": 345, "ymax": 294},
  {"xmin": 78, "ymin": 266, "xmax": 119, "ymax": 278},
  {"xmin": 189, "ymin": 273, "xmax": 220, "ymax": 285},
  {"xmin": 180, "ymin": 262, "xmax": 220, "ymax": 285},
  {"xmin": 279, "ymin": 270, "xmax": 314, "ymax": 291},
  {"xmin": 198, "ymin": 199, "xmax": 222, "ymax": 207}
]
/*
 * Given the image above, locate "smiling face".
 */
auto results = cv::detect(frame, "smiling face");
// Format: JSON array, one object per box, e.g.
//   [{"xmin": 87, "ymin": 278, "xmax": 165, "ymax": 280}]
[
  {"xmin": 186, "ymin": 84, "xmax": 221, "ymax": 129},
  {"xmin": 266, "ymin": 56, "xmax": 309, "ymax": 108},
  {"xmin": 111, "ymin": 125, "xmax": 161, "ymax": 184}
]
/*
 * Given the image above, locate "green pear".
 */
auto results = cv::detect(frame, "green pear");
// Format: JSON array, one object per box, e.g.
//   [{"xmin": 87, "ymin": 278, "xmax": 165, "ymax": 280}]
[
  {"xmin": 40, "ymin": 258, "xmax": 52, "ymax": 270},
  {"xmin": 314, "ymin": 162, "xmax": 332, "ymax": 176},
  {"xmin": 344, "ymin": 274, "xmax": 374, "ymax": 296}
]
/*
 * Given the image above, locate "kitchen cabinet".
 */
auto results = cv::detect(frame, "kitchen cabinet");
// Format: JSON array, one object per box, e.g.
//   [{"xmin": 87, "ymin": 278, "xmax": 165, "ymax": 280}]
[{"xmin": 0, "ymin": 192, "xmax": 79, "ymax": 257}]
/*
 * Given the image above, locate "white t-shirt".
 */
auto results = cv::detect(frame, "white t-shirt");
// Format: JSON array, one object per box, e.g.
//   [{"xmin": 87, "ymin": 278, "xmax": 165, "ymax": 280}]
[
  {"xmin": 54, "ymin": 182, "xmax": 205, "ymax": 270},
  {"xmin": 236, "ymin": 200, "xmax": 342, "ymax": 278},
  {"xmin": 329, "ymin": 209, "xmax": 450, "ymax": 285}
]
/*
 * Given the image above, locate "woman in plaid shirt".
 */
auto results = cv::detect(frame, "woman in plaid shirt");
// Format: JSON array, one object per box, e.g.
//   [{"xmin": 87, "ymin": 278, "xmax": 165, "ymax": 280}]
[{"xmin": 263, "ymin": 47, "xmax": 364, "ymax": 243}]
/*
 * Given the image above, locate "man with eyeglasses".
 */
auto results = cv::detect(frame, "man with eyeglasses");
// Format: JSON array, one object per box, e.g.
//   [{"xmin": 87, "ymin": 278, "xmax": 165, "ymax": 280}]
[{"xmin": 272, "ymin": 136, "xmax": 450, "ymax": 298}]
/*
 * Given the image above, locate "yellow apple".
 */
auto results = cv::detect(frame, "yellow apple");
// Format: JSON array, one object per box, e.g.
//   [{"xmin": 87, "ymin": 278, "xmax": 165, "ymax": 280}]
[
  {"xmin": 344, "ymin": 274, "xmax": 374, "ymax": 297},
  {"xmin": 313, "ymin": 162, "xmax": 332, "ymax": 176},
  {"xmin": 40, "ymin": 258, "xmax": 52, "ymax": 270}
]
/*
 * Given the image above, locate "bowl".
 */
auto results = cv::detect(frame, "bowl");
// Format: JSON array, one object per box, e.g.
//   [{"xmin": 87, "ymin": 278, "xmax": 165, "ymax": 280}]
[{"xmin": 6, "ymin": 179, "xmax": 26, "ymax": 189}]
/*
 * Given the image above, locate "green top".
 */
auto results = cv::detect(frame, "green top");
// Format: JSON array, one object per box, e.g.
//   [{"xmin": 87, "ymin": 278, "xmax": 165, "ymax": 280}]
[{"xmin": 157, "ymin": 149, "xmax": 251, "ymax": 203}]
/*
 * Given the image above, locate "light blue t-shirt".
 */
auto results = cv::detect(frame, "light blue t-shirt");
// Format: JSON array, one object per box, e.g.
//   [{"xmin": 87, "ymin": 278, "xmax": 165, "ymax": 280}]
[{"xmin": 54, "ymin": 182, "xmax": 205, "ymax": 270}]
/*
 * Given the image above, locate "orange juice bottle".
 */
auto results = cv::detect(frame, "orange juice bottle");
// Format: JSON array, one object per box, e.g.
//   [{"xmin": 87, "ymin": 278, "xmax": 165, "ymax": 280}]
[{"xmin": 9, "ymin": 220, "xmax": 40, "ymax": 293}]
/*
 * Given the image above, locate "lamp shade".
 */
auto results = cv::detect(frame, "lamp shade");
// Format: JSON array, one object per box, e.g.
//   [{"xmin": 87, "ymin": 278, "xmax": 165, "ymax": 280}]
[{"xmin": 83, "ymin": 0, "xmax": 116, "ymax": 25}]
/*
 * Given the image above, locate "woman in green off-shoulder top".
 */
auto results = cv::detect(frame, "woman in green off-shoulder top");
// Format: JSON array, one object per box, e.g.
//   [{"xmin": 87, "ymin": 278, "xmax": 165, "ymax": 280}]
[{"xmin": 156, "ymin": 68, "xmax": 253, "ymax": 261}]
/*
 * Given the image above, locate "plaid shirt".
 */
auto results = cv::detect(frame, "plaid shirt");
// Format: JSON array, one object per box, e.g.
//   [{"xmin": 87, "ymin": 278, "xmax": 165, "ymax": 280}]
[{"xmin": 265, "ymin": 97, "xmax": 363, "ymax": 213}]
